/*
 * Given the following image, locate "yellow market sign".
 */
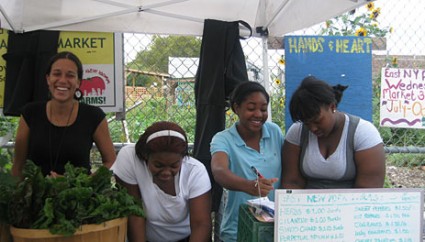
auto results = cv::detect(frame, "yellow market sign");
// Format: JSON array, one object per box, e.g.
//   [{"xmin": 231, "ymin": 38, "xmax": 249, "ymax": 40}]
[
  {"xmin": 0, "ymin": 31, "xmax": 123, "ymax": 112},
  {"xmin": 58, "ymin": 31, "xmax": 124, "ymax": 113}
]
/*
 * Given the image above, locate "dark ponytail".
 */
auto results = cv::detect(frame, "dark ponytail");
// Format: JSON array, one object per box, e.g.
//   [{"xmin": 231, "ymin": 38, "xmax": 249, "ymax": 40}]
[
  {"xmin": 332, "ymin": 84, "xmax": 348, "ymax": 105},
  {"xmin": 290, "ymin": 76, "xmax": 348, "ymax": 122}
]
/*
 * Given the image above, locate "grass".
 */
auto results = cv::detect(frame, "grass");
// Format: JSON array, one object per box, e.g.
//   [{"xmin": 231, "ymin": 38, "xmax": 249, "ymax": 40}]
[{"xmin": 386, "ymin": 153, "xmax": 425, "ymax": 167}]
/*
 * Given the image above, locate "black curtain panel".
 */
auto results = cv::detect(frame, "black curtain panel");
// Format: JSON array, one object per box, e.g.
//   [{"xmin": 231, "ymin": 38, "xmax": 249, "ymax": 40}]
[
  {"xmin": 193, "ymin": 19, "xmax": 249, "ymax": 212},
  {"xmin": 3, "ymin": 30, "xmax": 59, "ymax": 116}
]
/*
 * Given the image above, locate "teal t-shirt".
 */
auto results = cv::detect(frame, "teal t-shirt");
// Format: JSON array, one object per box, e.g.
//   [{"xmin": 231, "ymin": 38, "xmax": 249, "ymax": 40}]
[{"xmin": 210, "ymin": 121, "xmax": 284, "ymax": 242}]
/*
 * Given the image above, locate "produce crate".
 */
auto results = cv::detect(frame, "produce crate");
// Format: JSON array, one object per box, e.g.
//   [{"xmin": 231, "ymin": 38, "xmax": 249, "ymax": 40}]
[
  {"xmin": 10, "ymin": 217, "xmax": 127, "ymax": 242},
  {"xmin": 237, "ymin": 204, "xmax": 274, "ymax": 242}
]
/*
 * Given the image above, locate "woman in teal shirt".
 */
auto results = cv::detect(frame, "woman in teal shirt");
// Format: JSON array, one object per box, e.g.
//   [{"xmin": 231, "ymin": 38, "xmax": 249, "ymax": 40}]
[{"xmin": 210, "ymin": 81, "xmax": 284, "ymax": 242}]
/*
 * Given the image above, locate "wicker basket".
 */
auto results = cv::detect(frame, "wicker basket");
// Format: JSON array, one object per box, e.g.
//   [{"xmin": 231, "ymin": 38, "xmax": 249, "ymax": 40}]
[
  {"xmin": 0, "ymin": 223, "xmax": 12, "ymax": 242},
  {"xmin": 10, "ymin": 217, "xmax": 127, "ymax": 242}
]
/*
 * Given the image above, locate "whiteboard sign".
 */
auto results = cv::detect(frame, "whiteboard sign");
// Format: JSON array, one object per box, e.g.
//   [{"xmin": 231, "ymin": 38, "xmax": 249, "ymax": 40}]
[{"xmin": 275, "ymin": 189, "xmax": 424, "ymax": 242}]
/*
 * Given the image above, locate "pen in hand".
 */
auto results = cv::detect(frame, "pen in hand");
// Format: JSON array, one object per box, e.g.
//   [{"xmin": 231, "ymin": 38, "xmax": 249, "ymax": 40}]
[{"xmin": 250, "ymin": 166, "xmax": 264, "ymax": 178}]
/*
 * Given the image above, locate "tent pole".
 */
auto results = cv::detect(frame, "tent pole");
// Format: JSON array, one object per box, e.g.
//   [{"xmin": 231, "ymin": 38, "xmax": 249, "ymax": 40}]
[{"xmin": 261, "ymin": 35, "xmax": 272, "ymax": 121}]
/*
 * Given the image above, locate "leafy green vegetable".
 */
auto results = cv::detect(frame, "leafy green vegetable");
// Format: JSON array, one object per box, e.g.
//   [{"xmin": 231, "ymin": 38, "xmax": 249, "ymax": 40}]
[
  {"xmin": 0, "ymin": 116, "xmax": 15, "ymax": 137},
  {"xmin": 0, "ymin": 160, "xmax": 144, "ymax": 236}
]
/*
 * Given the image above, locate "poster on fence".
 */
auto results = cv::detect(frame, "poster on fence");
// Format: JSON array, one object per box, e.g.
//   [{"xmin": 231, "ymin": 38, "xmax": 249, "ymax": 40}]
[
  {"xmin": 58, "ymin": 31, "xmax": 124, "ymax": 113},
  {"xmin": 284, "ymin": 36, "xmax": 373, "ymax": 131},
  {"xmin": 380, "ymin": 68, "xmax": 425, "ymax": 128},
  {"xmin": 275, "ymin": 188, "xmax": 424, "ymax": 242}
]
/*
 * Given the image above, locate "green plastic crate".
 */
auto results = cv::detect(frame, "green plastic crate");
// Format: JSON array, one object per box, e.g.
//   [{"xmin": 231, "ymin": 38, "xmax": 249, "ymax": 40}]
[{"xmin": 237, "ymin": 204, "xmax": 274, "ymax": 242}]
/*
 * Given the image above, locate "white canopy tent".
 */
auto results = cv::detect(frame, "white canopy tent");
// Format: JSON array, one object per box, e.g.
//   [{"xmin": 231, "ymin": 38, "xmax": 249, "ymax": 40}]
[
  {"xmin": 0, "ymin": 0, "xmax": 371, "ymax": 118},
  {"xmin": 0, "ymin": 0, "xmax": 370, "ymax": 37}
]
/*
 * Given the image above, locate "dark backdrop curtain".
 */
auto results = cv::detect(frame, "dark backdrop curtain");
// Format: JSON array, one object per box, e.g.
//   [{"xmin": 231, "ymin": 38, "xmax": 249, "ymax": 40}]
[
  {"xmin": 3, "ymin": 30, "xmax": 59, "ymax": 116},
  {"xmin": 193, "ymin": 19, "xmax": 249, "ymax": 212}
]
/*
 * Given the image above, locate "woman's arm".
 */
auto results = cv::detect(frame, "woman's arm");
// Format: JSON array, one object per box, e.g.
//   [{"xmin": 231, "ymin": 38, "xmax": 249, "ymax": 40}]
[
  {"xmin": 12, "ymin": 116, "xmax": 30, "ymax": 178},
  {"xmin": 93, "ymin": 118, "xmax": 116, "ymax": 169},
  {"xmin": 211, "ymin": 151, "xmax": 277, "ymax": 197},
  {"xmin": 281, "ymin": 140, "xmax": 306, "ymax": 189},
  {"xmin": 188, "ymin": 191, "xmax": 212, "ymax": 242},
  {"xmin": 114, "ymin": 175, "xmax": 145, "ymax": 242},
  {"xmin": 354, "ymin": 143, "xmax": 386, "ymax": 188}
]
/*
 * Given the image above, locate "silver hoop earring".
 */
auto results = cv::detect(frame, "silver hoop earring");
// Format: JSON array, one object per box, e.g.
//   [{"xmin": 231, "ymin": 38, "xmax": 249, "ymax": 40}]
[{"xmin": 74, "ymin": 88, "xmax": 83, "ymax": 100}]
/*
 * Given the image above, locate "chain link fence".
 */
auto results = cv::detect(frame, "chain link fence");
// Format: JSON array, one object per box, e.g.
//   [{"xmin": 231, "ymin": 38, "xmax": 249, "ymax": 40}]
[
  {"xmin": 1, "ymin": 0, "xmax": 424, "ymax": 167},
  {"xmin": 103, "ymin": 0, "xmax": 425, "ymax": 167}
]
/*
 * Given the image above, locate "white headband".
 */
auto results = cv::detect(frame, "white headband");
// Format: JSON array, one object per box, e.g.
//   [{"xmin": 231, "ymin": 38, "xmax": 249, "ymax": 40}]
[{"xmin": 146, "ymin": 130, "xmax": 186, "ymax": 143}]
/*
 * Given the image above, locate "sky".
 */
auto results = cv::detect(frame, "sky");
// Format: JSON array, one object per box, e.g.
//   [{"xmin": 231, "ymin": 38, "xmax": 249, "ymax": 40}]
[
  {"xmin": 124, "ymin": 0, "xmax": 425, "ymax": 68},
  {"xmin": 282, "ymin": 0, "xmax": 425, "ymax": 56},
  {"xmin": 378, "ymin": 0, "xmax": 425, "ymax": 56}
]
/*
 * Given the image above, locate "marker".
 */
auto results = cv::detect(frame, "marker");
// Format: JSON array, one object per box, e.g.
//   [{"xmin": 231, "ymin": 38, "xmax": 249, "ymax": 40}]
[{"xmin": 250, "ymin": 166, "xmax": 264, "ymax": 178}]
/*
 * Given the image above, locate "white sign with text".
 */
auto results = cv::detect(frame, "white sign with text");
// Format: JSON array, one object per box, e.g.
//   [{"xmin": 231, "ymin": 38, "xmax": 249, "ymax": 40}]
[{"xmin": 275, "ymin": 188, "xmax": 424, "ymax": 242}]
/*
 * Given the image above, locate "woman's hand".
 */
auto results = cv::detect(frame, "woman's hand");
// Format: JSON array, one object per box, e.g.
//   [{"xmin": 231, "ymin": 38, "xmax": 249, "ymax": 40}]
[
  {"xmin": 49, "ymin": 171, "xmax": 63, "ymax": 178},
  {"xmin": 250, "ymin": 177, "xmax": 279, "ymax": 197}
]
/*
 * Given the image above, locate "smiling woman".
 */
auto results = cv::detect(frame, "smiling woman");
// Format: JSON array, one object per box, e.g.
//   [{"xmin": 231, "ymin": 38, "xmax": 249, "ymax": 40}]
[
  {"xmin": 210, "ymin": 81, "xmax": 284, "ymax": 242},
  {"xmin": 11, "ymin": 51, "xmax": 116, "ymax": 178},
  {"xmin": 111, "ymin": 121, "xmax": 212, "ymax": 242}
]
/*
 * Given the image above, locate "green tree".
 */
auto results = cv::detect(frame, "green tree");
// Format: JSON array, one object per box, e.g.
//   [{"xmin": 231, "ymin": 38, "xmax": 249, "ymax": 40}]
[
  {"xmin": 125, "ymin": 73, "xmax": 153, "ymax": 87},
  {"xmin": 127, "ymin": 35, "xmax": 201, "ymax": 74},
  {"xmin": 126, "ymin": 35, "xmax": 201, "ymax": 87}
]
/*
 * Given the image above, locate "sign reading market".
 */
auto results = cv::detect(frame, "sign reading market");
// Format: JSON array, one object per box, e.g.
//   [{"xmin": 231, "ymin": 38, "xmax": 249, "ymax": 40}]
[
  {"xmin": 0, "ymin": 30, "xmax": 124, "ymax": 112},
  {"xmin": 380, "ymin": 68, "xmax": 425, "ymax": 128},
  {"xmin": 58, "ymin": 31, "xmax": 124, "ymax": 113}
]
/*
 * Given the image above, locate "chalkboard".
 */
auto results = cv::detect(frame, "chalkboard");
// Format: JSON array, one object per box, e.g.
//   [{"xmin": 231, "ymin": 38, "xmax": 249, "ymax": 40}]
[{"xmin": 275, "ymin": 188, "xmax": 424, "ymax": 242}]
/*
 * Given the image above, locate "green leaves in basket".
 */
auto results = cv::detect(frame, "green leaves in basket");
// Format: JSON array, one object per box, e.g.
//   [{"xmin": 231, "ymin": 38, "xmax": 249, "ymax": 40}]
[
  {"xmin": 0, "ymin": 160, "xmax": 145, "ymax": 236},
  {"xmin": 8, "ymin": 161, "xmax": 48, "ymax": 227}
]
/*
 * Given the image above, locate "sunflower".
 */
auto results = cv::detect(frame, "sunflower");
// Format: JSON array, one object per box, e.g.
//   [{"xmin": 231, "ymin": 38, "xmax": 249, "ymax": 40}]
[
  {"xmin": 370, "ymin": 8, "xmax": 381, "ymax": 20},
  {"xmin": 355, "ymin": 27, "xmax": 367, "ymax": 36},
  {"xmin": 279, "ymin": 98, "xmax": 284, "ymax": 107},
  {"xmin": 325, "ymin": 20, "xmax": 332, "ymax": 29},
  {"xmin": 278, "ymin": 56, "xmax": 285, "ymax": 65},
  {"xmin": 275, "ymin": 79, "xmax": 281, "ymax": 85},
  {"xmin": 392, "ymin": 57, "xmax": 398, "ymax": 67},
  {"xmin": 366, "ymin": 2, "xmax": 375, "ymax": 11}
]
